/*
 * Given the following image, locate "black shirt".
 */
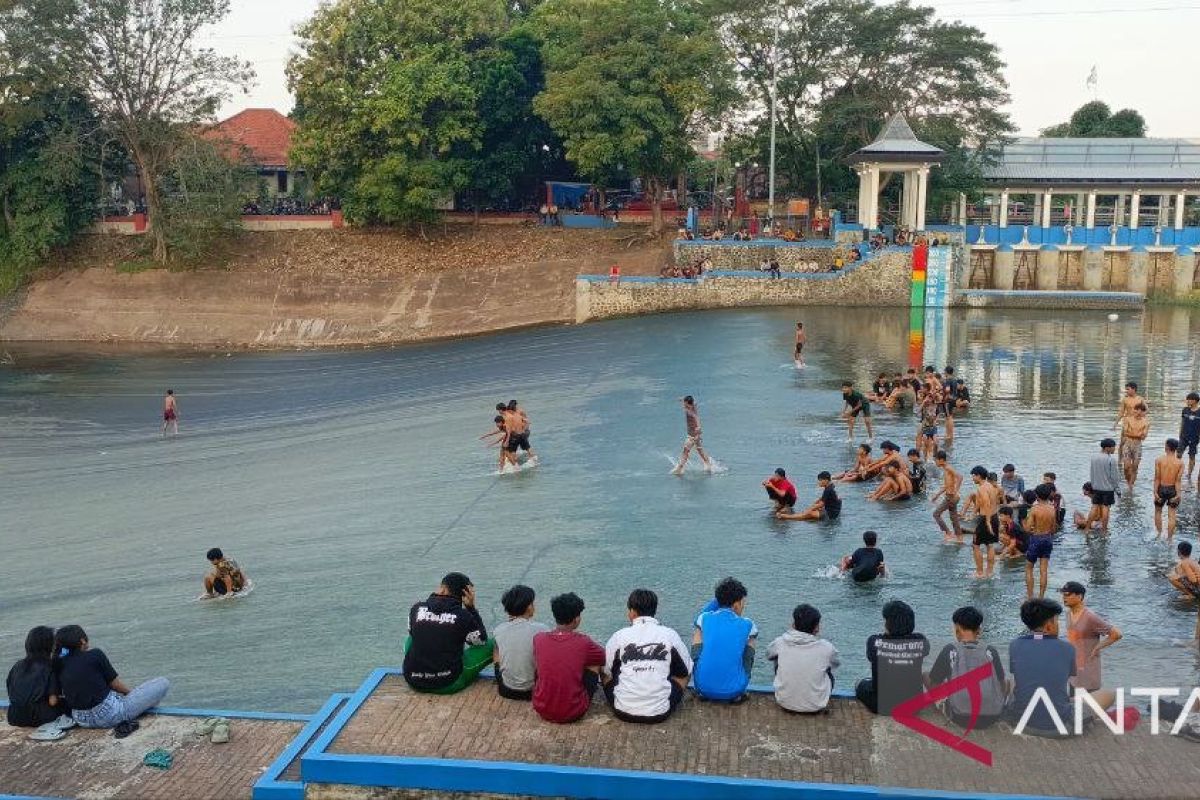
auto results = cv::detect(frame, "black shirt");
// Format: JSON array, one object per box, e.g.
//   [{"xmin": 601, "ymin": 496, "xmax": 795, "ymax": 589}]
[
  {"xmin": 848, "ymin": 547, "xmax": 883, "ymax": 582},
  {"xmin": 1181, "ymin": 406, "xmax": 1200, "ymax": 442},
  {"xmin": 58, "ymin": 649, "xmax": 118, "ymax": 712},
  {"xmin": 5, "ymin": 659, "xmax": 60, "ymax": 727},
  {"xmin": 821, "ymin": 484, "xmax": 842, "ymax": 519},
  {"xmin": 908, "ymin": 461, "xmax": 927, "ymax": 493},
  {"xmin": 866, "ymin": 633, "xmax": 931, "ymax": 715},
  {"xmin": 403, "ymin": 593, "xmax": 488, "ymax": 690}
]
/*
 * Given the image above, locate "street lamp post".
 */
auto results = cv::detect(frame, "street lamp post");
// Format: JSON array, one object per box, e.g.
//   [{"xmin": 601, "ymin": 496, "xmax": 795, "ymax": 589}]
[{"xmin": 767, "ymin": 23, "xmax": 779, "ymax": 234}]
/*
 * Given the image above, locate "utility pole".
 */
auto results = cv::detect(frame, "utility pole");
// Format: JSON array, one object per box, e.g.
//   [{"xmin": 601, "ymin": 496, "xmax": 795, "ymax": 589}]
[{"xmin": 767, "ymin": 22, "xmax": 779, "ymax": 233}]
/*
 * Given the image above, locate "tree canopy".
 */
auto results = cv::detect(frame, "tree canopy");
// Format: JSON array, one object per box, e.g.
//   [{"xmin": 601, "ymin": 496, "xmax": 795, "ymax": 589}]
[
  {"xmin": 1041, "ymin": 101, "xmax": 1147, "ymax": 138},
  {"xmin": 532, "ymin": 0, "xmax": 731, "ymax": 233}
]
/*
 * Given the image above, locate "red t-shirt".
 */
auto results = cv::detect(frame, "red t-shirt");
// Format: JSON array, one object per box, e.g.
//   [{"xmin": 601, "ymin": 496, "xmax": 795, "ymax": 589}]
[
  {"xmin": 532, "ymin": 628, "xmax": 606, "ymax": 723},
  {"xmin": 769, "ymin": 477, "xmax": 797, "ymax": 498}
]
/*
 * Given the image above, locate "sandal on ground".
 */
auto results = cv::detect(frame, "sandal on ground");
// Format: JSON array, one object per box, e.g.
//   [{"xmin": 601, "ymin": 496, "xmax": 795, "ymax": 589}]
[
  {"xmin": 210, "ymin": 718, "xmax": 231, "ymax": 744},
  {"xmin": 29, "ymin": 725, "xmax": 66, "ymax": 742},
  {"xmin": 51, "ymin": 714, "xmax": 77, "ymax": 731},
  {"xmin": 113, "ymin": 720, "xmax": 139, "ymax": 739},
  {"xmin": 193, "ymin": 717, "xmax": 222, "ymax": 737}
]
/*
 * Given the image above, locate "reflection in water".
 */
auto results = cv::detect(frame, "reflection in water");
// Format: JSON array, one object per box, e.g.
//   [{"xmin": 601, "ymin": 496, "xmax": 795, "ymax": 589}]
[{"xmin": 2, "ymin": 306, "xmax": 1199, "ymax": 712}]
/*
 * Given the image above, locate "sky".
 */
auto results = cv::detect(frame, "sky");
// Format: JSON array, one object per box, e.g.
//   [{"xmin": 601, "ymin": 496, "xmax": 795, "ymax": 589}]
[{"xmin": 199, "ymin": 0, "xmax": 1200, "ymax": 137}]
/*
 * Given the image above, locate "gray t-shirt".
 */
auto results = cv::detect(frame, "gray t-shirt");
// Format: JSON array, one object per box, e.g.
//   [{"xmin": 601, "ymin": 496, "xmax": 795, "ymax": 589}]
[
  {"xmin": 1089, "ymin": 452, "xmax": 1121, "ymax": 492},
  {"xmin": 767, "ymin": 630, "xmax": 840, "ymax": 712},
  {"xmin": 493, "ymin": 617, "xmax": 549, "ymax": 691}
]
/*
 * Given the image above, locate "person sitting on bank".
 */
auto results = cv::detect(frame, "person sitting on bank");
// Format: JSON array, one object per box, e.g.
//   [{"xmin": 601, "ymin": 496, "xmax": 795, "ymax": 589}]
[
  {"xmin": 692, "ymin": 577, "xmax": 758, "ymax": 702},
  {"xmin": 767, "ymin": 604, "xmax": 840, "ymax": 714},
  {"xmin": 1004, "ymin": 598, "xmax": 1118, "ymax": 737},
  {"xmin": 6, "ymin": 626, "xmax": 72, "ymax": 731},
  {"xmin": 924, "ymin": 606, "xmax": 1007, "ymax": 729},
  {"xmin": 55, "ymin": 625, "xmax": 170, "ymax": 734},
  {"xmin": 855, "ymin": 601, "xmax": 929, "ymax": 715},
  {"xmin": 493, "ymin": 584, "xmax": 548, "ymax": 701},
  {"xmin": 603, "ymin": 589, "xmax": 692, "ymax": 724},
  {"xmin": 203, "ymin": 548, "xmax": 246, "ymax": 597},
  {"xmin": 403, "ymin": 572, "xmax": 493, "ymax": 695},
  {"xmin": 532, "ymin": 593, "xmax": 606, "ymax": 723}
]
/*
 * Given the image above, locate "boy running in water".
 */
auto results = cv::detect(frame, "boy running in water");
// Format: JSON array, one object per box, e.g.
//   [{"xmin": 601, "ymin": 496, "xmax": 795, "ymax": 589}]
[
  {"xmin": 794, "ymin": 322, "xmax": 806, "ymax": 367},
  {"xmin": 1153, "ymin": 439, "xmax": 1184, "ymax": 540},
  {"xmin": 1025, "ymin": 484, "xmax": 1057, "ymax": 598},
  {"xmin": 673, "ymin": 395, "xmax": 713, "ymax": 474},
  {"xmin": 930, "ymin": 451, "xmax": 963, "ymax": 543},
  {"xmin": 840, "ymin": 381, "xmax": 873, "ymax": 442},
  {"xmin": 965, "ymin": 466, "xmax": 999, "ymax": 578},
  {"xmin": 1120, "ymin": 403, "xmax": 1149, "ymax": 490}
]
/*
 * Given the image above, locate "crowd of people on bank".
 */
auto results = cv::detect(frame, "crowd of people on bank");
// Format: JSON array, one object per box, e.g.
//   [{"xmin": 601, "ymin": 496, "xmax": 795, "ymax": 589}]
[{"xmin": 391, "ymin": 571, "xmax": 1200, "ymax": 738}]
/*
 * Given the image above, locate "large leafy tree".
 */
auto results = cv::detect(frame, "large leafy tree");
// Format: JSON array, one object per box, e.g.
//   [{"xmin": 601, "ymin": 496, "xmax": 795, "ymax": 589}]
[
  {"xmin": 709, "ymin": 0, "xmax": 1012, "ymax": 208},
  {"xmin": 1041, "ymin": 101, "xmax": 1146, "ymax": 138},
  {"xmin": 533, "ymin": 0, "xmax": 732, "ymax": 234},
  {"xmin": 289, "ymin": 0, "xmax": 531, "ymax": 227}
]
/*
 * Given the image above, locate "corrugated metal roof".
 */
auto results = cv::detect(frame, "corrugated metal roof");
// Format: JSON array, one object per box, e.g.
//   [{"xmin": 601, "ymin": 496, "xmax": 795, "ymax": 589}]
[{"xmin": 983, "ymin": 137, "xmax": 1200, "ymax": 183}]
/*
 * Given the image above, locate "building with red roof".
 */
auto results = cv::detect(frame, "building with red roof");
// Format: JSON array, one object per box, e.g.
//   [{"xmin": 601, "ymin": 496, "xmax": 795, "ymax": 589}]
[{"xmin": 203, "ymin": 108, "xmax": 299, "ymax": 195}]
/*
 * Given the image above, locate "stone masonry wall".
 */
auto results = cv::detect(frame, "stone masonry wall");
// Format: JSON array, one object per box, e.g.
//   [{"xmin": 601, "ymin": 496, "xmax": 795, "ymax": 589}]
[
  {"xmin": 577, "ymin": 250, "xmax": 912, "ymax": 322},
  {"xmin": 673, "ymin": 242, "xmax": 855, "ymax": 271}
]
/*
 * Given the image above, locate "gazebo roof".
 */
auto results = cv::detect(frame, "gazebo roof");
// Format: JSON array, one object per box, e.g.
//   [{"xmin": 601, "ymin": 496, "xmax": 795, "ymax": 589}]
[{"xmin": 849, "ymin": 113, "xmax": 944, "ymax": 164}]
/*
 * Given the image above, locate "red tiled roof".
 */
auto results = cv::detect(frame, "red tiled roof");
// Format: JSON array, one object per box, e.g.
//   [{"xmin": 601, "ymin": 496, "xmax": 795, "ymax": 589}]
[{"xmin": 203, "ymin": 108, "xmax": 295, "ymax": 167}]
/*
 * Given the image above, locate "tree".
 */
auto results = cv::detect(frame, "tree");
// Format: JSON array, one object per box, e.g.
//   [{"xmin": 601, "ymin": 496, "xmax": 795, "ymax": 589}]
[
  {"xmin": 1041, "ymin": 101, "xmax": 1147, "ymax": 138},
  {"xmin": 36, "ymin": 0, "xmax": 253, "ymax": 263},
  {"xmin": 708, "ymin": 0, "xmax": 1012, "ymax": 206},
  {"xmin": 155, "ymin": 133, "xmax": 252, "ymax": 266},
  {"xmin": 288, "ymin": 0, "xmax": 513, "ymax": 228},
  {"xmin": 533, "ymin": 0, "xmax": 732, "ymax": 234}
]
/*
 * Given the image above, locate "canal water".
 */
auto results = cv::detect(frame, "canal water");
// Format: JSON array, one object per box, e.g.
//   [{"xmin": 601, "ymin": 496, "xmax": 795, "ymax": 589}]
[{"xmin": 3, "ymin": 306, "xmax": 1200, "ymax": 712}]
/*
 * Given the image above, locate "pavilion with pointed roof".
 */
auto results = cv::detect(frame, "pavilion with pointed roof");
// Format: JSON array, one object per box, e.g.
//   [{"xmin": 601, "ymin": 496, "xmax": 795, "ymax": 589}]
[{"xmin": 849, "ymin": 113, "xmax": 944, "ymax": 232}]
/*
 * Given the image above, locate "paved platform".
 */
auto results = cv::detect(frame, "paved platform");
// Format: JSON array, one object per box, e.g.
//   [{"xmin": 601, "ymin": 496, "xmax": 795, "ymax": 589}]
[
  {"xmin": 311, "ymin": 674, "xmax": 1200, "ymax": 799},
  {"xmin": 0, "ymin": 712, "xmax": 302, "ymax": 799}
]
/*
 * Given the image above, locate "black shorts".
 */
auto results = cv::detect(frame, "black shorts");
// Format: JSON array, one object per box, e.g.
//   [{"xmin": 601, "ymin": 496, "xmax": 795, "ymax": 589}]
[
  {"xmin": 922, "ymin": 426, "xmax": 937, "ymax": 438},
  {"xmin": 1155, "ymin": 486, "xmax": 1180, "ymax": 508},
  {"xmin": 506, "ymin": 433, "xmax": 531, "ymax": 452},
  {"xmin": 1182, "ymin": 439, "xmax": 1199, "ymax": 458},
  {"xmin": 851, "ymin": 405, "xmax": 871, "ymax": 418},
  {"xmin": 766, "ymin": 487, "xmax": 796, "ymax": 507},
  {"xmin": 974, "ymin": 515, "xmax": 999, "ymax": 546},
  {"xmin": 795, "ymin": 343, "xmax": 804, "ymax": 355},
  {"xmin": 1091, "ymin": 490, "xmax": 1116, "ymax": 507}
]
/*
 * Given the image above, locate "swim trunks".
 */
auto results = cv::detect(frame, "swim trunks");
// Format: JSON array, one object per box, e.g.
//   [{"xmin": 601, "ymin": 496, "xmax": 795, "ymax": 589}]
[
  {"xmin": 795, "ymin": 343, "xmax": 804, "ymax": 355},
  {"xmin": 1091, "ymin": 490, "xmax": 1116, "ymax": 507},
  {"xmin": 922, "ymin": 426, "xmax": 937, "ymax": 438},
  {"xmin": 1155, "ymin": 486, "xmax": 1180, "ymax": 508},
  {"xmin": 1181, "ymin": 438, "xmax": 1199, "ymax": 458},
  {"xmin": 890, "ymin": 493, "xmax": 912, "ymax": 502},
  {"xmin": 510, "ymin": 432, "xmax": 532, "ymax": 452},
  {"xmin": 1120, "ymin": 438, "xmax": 1143, "ymax": 463},
  {"xmin": 1179, "ymin": 577, "xmax": 1200, "ymax": 598},
  {"xmin": 1026, "ymin": 535, "xmax": 1053, "ymax": 562},
  {"xmin": 973, "ymin": 515, "xmax": 999, "ymax": 546},
  {"xmin": 684, "ymin": 433, "xmax": 702, "ymax": 449},
  {"xmin": 163, "ymin": 409, "xmax": 176, "ymax": 421}
]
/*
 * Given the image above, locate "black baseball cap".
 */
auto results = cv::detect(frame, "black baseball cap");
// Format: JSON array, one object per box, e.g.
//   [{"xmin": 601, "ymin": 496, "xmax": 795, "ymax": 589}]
[{"xmin": 1058, "ymin": 581, "xmax": 1086, "ymax": 597}]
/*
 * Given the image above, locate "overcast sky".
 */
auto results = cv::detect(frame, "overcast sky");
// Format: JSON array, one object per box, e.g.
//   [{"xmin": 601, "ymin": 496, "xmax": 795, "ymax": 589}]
[{"xmin": 199, "ymin": 0, "xmax": 1200, "ymax": 137}]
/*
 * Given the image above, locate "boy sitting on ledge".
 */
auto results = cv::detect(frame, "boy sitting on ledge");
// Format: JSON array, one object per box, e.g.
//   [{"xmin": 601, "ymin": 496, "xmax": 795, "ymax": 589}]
[{"xmin": 403, "ymin": 572, "xmax": 493, "ymax": 695}]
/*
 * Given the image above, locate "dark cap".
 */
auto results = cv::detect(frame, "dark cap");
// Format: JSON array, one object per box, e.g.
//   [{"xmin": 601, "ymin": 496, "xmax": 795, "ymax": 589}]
[{"xmin": 1058, "ymin": 581, "xmax": 1086, "ymax": 597}]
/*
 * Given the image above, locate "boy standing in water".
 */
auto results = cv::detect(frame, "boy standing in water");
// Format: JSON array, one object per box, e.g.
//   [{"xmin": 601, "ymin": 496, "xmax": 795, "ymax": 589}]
[
  {"xmin": 162, "ymin": 389, "xmax": 178, "ymax": 437},
  {"xmin": 1119, "ymin": 403, "xmax": 1149, "ymax": 491},
  {"xmin": 673, "ymin": 396, "xmax": 713, "ymax": 474},
  {"xmin": 930, "ymin": 451, "xmax": 963, "ymax": 543},
  {"xmin": 1153, "ymin": 439, "xmax": 1184, "ymax": 540},
  {"xmin": 1025, "ymin": 484, "xmax": 1057, "ymax": 598},
  {"xmin": 965, "ymin": 466, "xmax": 999, "ymax": 579},
  {"xmin": 794, "ymin": 322, "xmax": 806, "ymax": 367},
  {"xmin": 1178, "ymin": 392, "xmax": 1200, "ymax": 483},
  {"xmin": 840, "ymin": 381, "xmax": 873, "ymax": 442}
]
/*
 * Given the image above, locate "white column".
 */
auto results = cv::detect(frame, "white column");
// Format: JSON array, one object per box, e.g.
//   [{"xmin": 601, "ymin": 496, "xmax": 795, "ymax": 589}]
[
  {"xmin": 1085, "ymin": 191, "xmax": 1097, "ymax": 228},
  {"xmin": 916, "ymin": 166, "xmax": 929, "ymax": 231},
  {"xmin": 1160, "ymin": 194, "xmax": 1171, "ymax": 227},
  {"xmin": 1175, "ymin": 192, "xmax": 1186, "ymax": 229},
  {"xmin": 901, "ymin": 171, "xmax": 915, "ymax": 228},
  {"xmin": 958, "ymin": 192, "xmax": 968, "ymax": 225},
  {"xmin": 1075, "ymin": 193, "xmax": 1085, "ymax": 225},
  {"xmin": 867, "ymin": 165, "xmax": 881, "ymax": 230},
  {"xmin": 1032, "ymin": 194, "xmax": 1042, "ymax": 227},
  {"xmin": 1129, "ymin": 192, "xmax": 1140, "ymax": 229},
  {"xmin": 856, "ymin": 167, "xmax": 868, "ymax": 226},
  {"xmin": 1041, "ymin": 191, "xmax": 1053, "ymax": 228},
  {"xmin": 999, "ymin": 189, "xmax": 1010, "ymax": 228}
]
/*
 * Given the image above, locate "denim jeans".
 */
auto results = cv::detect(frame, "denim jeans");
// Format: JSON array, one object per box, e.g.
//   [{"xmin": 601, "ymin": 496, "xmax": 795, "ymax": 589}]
[{"xmin": 72, "ymin": 677, "xmax": 170, "ymax": 728}]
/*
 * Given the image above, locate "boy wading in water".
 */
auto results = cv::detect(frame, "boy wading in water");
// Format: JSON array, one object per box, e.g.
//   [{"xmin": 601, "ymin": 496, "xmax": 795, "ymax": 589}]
[
  {"xmin": 840, "ymin": 381, "xmax": 873, "ymax": 443},
  {"xmin": 1153, "ymin": 439, "xmax": 1184, "ymax": 540},
  {"xmin": 964, "ymin": 466, "xmax": 999, "ymax": 578},
  {"xmin": 162, "ymin": 389, "xmax": 178, "ymax": 437},
  {"xmin": 930, "ymin": 451, "xmax": 963, "ymax": 543},
  {"xmin": 794, "ymin": 322, "xmax": 806, "ymax": 367},
  {"xmin": 672, "ymin": 396, "xmax": 713, "ymax": 474},
  {"xmin": 1119, "ymin": 403, "xmax": 1149, "ymax": 491},
  {"xmin": 1025, "ymin": 483, "xmax": 1057, "ymax": 598}
]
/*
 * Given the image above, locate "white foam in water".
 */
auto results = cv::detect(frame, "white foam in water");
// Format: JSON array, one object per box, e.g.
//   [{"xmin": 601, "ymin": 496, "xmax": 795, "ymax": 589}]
[
  {"xmin": 816, "ymin": 564, "xmax": 844, "ymax": 580},
  {"xmin": 193, "ymin": 579, "xmax": 255, "ymax": 603}
]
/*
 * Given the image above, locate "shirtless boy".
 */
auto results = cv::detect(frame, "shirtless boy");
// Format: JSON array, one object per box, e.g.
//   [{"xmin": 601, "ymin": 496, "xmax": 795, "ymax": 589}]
[
  {"xmin": 497, "ymin": 401, "xmax": 537, "ymax": 465},
  {"xmin": 162, "ymin": 389, "xmax": 179, "ymax": 437},
  {"xmin": 965, "ymin": 466, "xmax": 999, "ymax": 578},
  {"xmin": 487, "ymin": 415, "xmax": 519, "ymax": 471},
  {"xmin": 835, "ymin": 444, "xmax": 872, "ymax": 482},
  {"xmin": 1153, "ymin": 439, "xmax": 1185, "ymax": 540},
  {"xmin": 1025, "ymin": 484, "xmax": 1057, "ymax": 598},
  {"xmin": 794, "ymin": 322, "xmax": 807, "ymax": 367},
  {"xmin": 840, "ymin": 381, "xmax": 874, "ymax": 442},
  {"xmin": 917, "ymin": 395, "xmax": 940, "ymax": 460},
  {"xmin": 1168, "ymin": 541, "xmax": 1200, "ymax": 599},
  {"xmin": 673, "ymin": 395, "xmax": 713, "ymax": 474},
  {"xmin": 868, "ymin": 463, "xmax": 913, "ymax": 502},
  {"xmin": 1120, "ymin": 403, "xmax": 1149, "ymax": 490},
  {"xmin": 930, "ymin": 451, "xmax": 963, "ymax": 542},
  {"xmin": 1115, "ymin": 381, "xmax": 1146, "ymax": 433}
]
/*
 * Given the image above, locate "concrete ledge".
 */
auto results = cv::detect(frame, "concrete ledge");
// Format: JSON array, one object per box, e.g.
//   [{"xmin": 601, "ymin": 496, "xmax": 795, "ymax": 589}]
[{"xmin": 959, "ymin": 290, "xmax": 1144, "ymax": 310}]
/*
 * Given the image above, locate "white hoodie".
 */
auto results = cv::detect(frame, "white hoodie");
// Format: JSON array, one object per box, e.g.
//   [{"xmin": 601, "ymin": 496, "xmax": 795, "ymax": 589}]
[{"xmin": 767, "ymin": 630, "xmax": 840, "ymax": 712}]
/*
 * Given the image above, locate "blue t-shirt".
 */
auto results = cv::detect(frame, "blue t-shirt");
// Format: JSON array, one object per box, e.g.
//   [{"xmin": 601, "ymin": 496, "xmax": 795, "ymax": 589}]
[
  {"xmin": 1008, "ymin": 633, "xmax": 1075, "ymax": 732},
  {"xmin": 694, "ymin": 606, "xmax": 758, "ymax": 700}
]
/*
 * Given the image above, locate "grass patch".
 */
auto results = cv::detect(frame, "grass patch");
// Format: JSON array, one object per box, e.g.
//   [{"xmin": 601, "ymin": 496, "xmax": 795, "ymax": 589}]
[{"xmin": 115, "ymin": 258, "xmax": 160, "ymax": 274}]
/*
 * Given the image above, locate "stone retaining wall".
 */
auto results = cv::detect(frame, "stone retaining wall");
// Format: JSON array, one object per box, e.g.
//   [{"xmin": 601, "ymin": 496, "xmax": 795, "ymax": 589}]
[
  {"xmin": 674, "ymin": 241, "xmax": 852, "ymax": 271},
  {"xmin": 577, "ymin": 250, "xmax": 912, "ymax": 322}
]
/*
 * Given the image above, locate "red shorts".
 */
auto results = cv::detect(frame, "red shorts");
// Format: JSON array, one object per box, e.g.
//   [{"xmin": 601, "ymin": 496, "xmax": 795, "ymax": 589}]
[{"xmin": 164, "ymin": 409, "xmax": 177, "ymax": 421}]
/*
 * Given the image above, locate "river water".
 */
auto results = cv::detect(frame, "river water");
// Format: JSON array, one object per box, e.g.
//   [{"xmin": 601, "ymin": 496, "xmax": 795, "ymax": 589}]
[{"xmin": 3, "ymin": 306, "xmax": 1200, "ymax": 712}]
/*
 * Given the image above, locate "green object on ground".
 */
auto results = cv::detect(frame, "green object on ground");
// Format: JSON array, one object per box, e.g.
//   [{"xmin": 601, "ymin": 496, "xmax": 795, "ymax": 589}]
[
  {"xmin": 211, "ymin": 719, "xmax": 231, "ymax": 744},
  {"xmin": 403, "ymin": 635, "xmax": 494, "ymax": 695},
  {"xmin": 142, "ymin": 748, "xmax": 173, "ymax": 770}
]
